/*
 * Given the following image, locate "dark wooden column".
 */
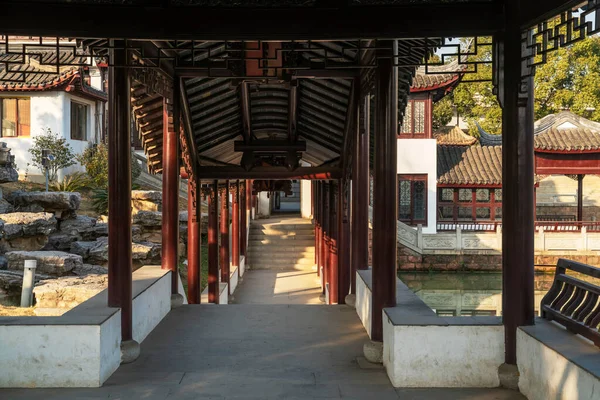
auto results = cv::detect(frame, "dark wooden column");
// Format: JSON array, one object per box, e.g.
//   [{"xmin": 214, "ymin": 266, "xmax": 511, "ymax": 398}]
[
  {"xmin": 208, "ymin": 181, "xmax": 219, "ymax": 303},
  {"xmin": 240, "ymin": 180, "xmax": 247, "ymax": 258},
  {"xmin": 162, "ymin": 97, "xmax": 179, "ymax": 295},
  {"xmin": 338, "ymin": 178, "xmax": 350, "ymax": 303},
  {"xmin": 322, "ymin": 182, "xmax": 330, "ymax": 297},
  {"xmin": 351, "ymin": 94, "xmax": 370, "ymax": 293},
  {"xmin": 315, "ymin": 183, "xmax": 321, "ymax": 277},
  {"xmin": 500, "ymin": 3, "xmax": 535, "ymax": 364},
  {"xmin": 187, "ymin": 179, "xmax": 201, "ymax": 304},
  {"xmin": 220, "ymin": 182, "xmax": 230, "ymax": 292},
  {"xmin": 578, "ymin": 175, "xmax": 584, "ymax": 221},
  {"xmin": 232, "ymin": 180, "xmax": 240, "ymax": 270},
  {"xmin": 372, "ymin": 40, "xmax": 398, "ymax": 341},
  {"xmin": 107, "ymin": 40, "xmax": 133, "ymax": 343},
  {"xmin": 329, "ymin": 182, "xmax": 339, "ymax": 304}
]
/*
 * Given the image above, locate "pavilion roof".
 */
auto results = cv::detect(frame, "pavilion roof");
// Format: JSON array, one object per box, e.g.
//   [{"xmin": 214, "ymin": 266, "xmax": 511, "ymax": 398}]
[
  {"xmin": 437, "ymin": 144, "xmax": 502, "ymax": 186},
  {"xmin": 434, "ymin": 125, "xmax": 477, "ymax": 146},
  {"xmin": 411, "ymin": 59, "xmax": 463, "ymax": 94},
  {"xmin": 0, "ymin": 52, "xmax": 107, "ymax": 100},
  {"xmin": 534, "ymin": 111, "xmax": 600, "ymax": 153}
]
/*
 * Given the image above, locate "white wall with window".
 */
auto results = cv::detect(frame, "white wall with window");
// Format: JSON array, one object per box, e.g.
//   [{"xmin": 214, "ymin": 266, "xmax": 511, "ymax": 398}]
[
  {"xmin": 396, "ymin": 138, "xmax": 437, "ymax": 234},
  {"xmin": 0, "ymin": 92, "xmax": 100, "ymax": 182}
]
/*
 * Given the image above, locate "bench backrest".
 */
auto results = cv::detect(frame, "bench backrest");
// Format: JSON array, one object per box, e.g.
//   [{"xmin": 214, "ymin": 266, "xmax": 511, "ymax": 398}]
[{"xmin": 540, "ymin": 258, "xmax": 600, "ymax": 347}]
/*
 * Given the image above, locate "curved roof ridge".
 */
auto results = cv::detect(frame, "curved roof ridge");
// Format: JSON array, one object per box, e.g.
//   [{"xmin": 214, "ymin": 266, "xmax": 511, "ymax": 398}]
[
  {"xmin": 476, "ymin": 122, "xmax": 502, "ymax": 146},
  {"xmin": 434, "ymin": 125, "xmax": 477, "ymax": 146}
]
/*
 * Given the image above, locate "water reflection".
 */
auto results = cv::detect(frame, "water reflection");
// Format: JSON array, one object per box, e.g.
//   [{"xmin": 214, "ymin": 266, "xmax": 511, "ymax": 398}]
[{"xmin": 397, "ymin": 272, "xmax": 555, "ymax": 317}]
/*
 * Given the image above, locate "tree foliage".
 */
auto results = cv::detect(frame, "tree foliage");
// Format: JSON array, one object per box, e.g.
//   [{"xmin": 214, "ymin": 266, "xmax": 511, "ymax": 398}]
[
  {"xmin": 28, "ymin": 128, "xmax": 76, "ymax": 181},
  {"xmin": 77, "ymin": 141, "xmax": 141, "ymax": 190},
  {"xmin": 432, "ymin": 96, "xmax": 455, "ymax": 131},
  {"xmin": 435, "ymin": 35, "xmax": 600, "ymax": 135}
]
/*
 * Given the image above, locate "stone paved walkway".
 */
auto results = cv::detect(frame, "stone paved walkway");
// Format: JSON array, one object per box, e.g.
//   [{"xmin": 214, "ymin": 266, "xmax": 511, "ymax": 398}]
[{"xmin": 0, "ymin": 217, "xmax": 527, "ymax": 399}]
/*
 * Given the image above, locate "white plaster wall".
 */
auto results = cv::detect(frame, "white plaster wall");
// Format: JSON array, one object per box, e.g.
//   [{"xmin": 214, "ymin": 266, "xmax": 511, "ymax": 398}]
[
  {"xmin": 132, "ymin": 270, "xmax": 172, "ymax": 344},
  {"xmin": 517, "ymin": 328, "xmax": 600, "ymax": 400},
  {"xmin": 383, "ymin": 321, "xmax": 504, "ymax": 387},
  {"xmin": 1, "ymin": 92, "xmax": 99, "ymax": 181},
  {"xmin": 397, "ymin": 139, "xmax": 437, "ymax": 234},
  {"xmin": 257, "ymin": 192, "xmax": 271, "ymax": 217},
  {"xmin": 239, "ymin": 255, "xmax": 246, "ymax": 277},
  {"xmin": 177, "ymin": 271, "xmax": 189, "ymax": 305},
  {"xmin": 0, "ymin": 316, "xmax": 121, "ymax": 388},
  {"xmin": 230, "ymin": 266, "xmax": 239, "ymax": 294},
  {"xmin": 355, "ymin": 271, "xmax": 372, "ymax": 339},
  {"xmin": 301, "ymin": 179, "xmax": 312, "ymax": 219},
  {"xmin": 219, "ymin": 283, "xmax": 229, "ymax": 305}
]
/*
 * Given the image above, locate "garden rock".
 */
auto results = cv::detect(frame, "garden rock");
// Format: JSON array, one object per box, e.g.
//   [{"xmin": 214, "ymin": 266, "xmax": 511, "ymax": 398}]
[
  {"xmin": 45, "ymin": 232, "xmax": 78, "ymax": 251},
  {"xmin": 59, "ymin": 215, "xmax": 97, "ymax": 240},
  {"xmin": 132, "ymin": 190, "xmax": 162, "ymax": 213},
  {"xmin": 6, "ymin": 250, "xmax": 82, "ymax": 276},
  {"xmin": 8, "ymin": 191, "xmax": 81, "ymax": 215},
  {"xmin": 33, "ymin": 274, "xmax": 108, "ymax": 309},
  {"xmin": 0, "ymin": 212, "xmax": 57, "ymax": 240},
  {"xmin": 0, "ymin": 165, "xmax": 18, "ymax": 184},
  {"xmin": 133, "ymin": 210, "xmax": 162, "ymax": 226},
  {"xmin": 72, "ymin": 263, "xmax": 108, "ymax": 276},
  {"xmin": 0, "ymin": 198, "xmax": 14, "ymax": 213}
]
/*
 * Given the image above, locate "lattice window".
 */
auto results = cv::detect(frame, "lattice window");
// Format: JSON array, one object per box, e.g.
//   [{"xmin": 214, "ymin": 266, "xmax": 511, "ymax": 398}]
[
  {"xmin": 398, "ymin": 174, "xmax": 427, "ymax": 226},
  {"xmin": 1, "ymin": 98, "xmax": 30, "ymax": 138},
  {"xmin": 399, "ymin": 99, "xmax": 428, "ymax": 138},
  {"xmin": 438, "ymin": 187, "xmax": 502, "ymax": 222}
]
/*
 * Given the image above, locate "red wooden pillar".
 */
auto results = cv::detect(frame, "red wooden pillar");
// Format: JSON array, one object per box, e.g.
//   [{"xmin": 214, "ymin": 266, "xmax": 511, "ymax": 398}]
[
  {"xmin": 338, "ymin": 178, "xmax": 350, "ymax": 303},
  {"xmin": 162, "ymin": 97, "xmax": 179, "ymax": 295},
  {"xmin": 577, "ymin": 175, "xmax": 584, "ymax": 222},
  {"xmin": 187, "ymin": 179, "xmax": 201, "ymax": 304},
  {"xmin": 208, "ymin": 181, "xmax": 219, "ymax": 303},
  {"xmin": 500, "ymin": 4, "xmax": 535, "ymax": 365},
  {"xmin": 351, "ymin": 94, "xmax": 370, "ymax": 294},
  {"xmin": 315, "ymin": 183, "xmax": 321, "ymax": 277},
  {"xmin": 232, "ymin": 181, "xmax": 240, "ymax": 271},
  {"xmin": 329, "ymin": 182, "xmax": 339, "ymax": 304},
  {"xmin": 220, "ymin": 182, "xmax": 230, "ymax": 292},
  {"xmin": 240, "ymin": 180, "xmax": 247, "ymax": 258},
  {"xmin": 372, "ymin": 40, "xmax": 398, "ymax": 341},
  {"xmin": 107, "ymin": 40, "xmax": 135, "ymax": 352},
  {"xmin": 321, "ymin": 182, "xmax": 330, "ymax": 297}
]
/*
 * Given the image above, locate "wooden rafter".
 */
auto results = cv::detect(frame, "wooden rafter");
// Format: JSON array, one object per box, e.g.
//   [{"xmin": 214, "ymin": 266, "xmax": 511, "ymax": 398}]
[
  {"xmin": 240, "ymin": 82, "xmax": 253, "ymax": 144},
  {"xmin": 179, "ymin": 77, "xmax": 200, "ymax": 171}
]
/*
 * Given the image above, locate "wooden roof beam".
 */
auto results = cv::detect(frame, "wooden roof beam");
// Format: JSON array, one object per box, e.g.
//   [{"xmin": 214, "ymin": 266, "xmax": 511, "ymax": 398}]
[
  {"xmin": 179, "ymin": 77, "xmax": 200, "ymax": 170},
  {"xmin": 0, "ymin": 2, "xmax": 503, "ymax": 39},
  {"xmin": 240, "ymin": 82, "xmax": 253, "ymax": 144},
  {"xmin": 519, "ymin": 0, "xmax": 586, "ymax": 29},
  {"xmin": 196, "ymin": 166, "xmax": 341, "ymax": 180},
  {"xmin": 288, "ymin": 82, "xmax": 298, "ymax": 142}
]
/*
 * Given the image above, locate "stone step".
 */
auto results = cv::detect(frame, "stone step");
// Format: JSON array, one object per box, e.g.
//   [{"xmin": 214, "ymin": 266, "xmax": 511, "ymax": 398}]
[
  {"xmin": 250, "ymin": 224, "xmax": 313, "ymax": 231},
  {"xmin": 248, "ymin": 231, "xmax": 314, "ymax": 238},
  {"xmin": 248, "ymin": 238, "xmax": 315, "ymax": 245},
  {"xmin": 248, "ymin": 263, "xmax": 316, "ymax": 271},
  {"xmin": 248, "ymin": 245, "xmax": 315, "ymax": 253},
  {"xmin": 247, "ymin": 255, "xmax": 316, "ymax": 264}
]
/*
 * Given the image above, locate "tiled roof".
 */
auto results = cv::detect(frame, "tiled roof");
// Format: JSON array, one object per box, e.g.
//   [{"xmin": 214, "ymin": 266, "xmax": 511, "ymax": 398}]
[
  {"xmin": 534, "ymin": 111, "xmax": 600, "ymax": 152},
  {"xmin": 437, "ymin": 145, "xmax": 503, "ymax": 186},
  {"xmin": 411, "ymin": 60, "xmax": 463, "ymax": 92},
  {"xmin": 477, "ymin": 123, "xmax": 502, "ymax": 146},
  {"xmin": 434, "ymin": 126, "xmax": 477, "ymax": 146}
]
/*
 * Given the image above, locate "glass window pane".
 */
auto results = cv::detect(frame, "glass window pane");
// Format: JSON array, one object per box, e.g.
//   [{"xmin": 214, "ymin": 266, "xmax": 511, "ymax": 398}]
[
  {"xmin": 413, "ymin": 180, "xmax": 426, "ymax": 220},
  {"xmin": 71, "ymin": 102, "xmax": 87, "ymax": 141},
  {"xmin": 458, "ymin": 206, "xmax": 472, "ymax": 220},
  {"xmin": 17, "ymin": 98, "xmax": 30, "ymax": 136},
  {"xmin": 398, "ymin": 180, "xmax": 412, "ymax": 219},
  {"xmin": 476, "ymin": 207, "xmax": 491, "ymax": 219},
  {"xmin": 458, "ymin": 189, "xmax": 471, "ymax": 202},
  {"xmin": 438, "ymin": 206, "xmax": 454, "ymax": 220},
  {"xmin": 439, "ymin": 188, "xmax": 454, "ymax": 202},
  {"xmin": 495, "ymin": 189, "xmax": 502, "ymax": 202},
  {"xmin": 400, "ymin": 102, "xmax": 412, "ymax": 134},
  {"xmin": 414, "ymin": 101, "xmax": 425, "ymax": 133},
  {"xmin": 476, "ymin": 189, "xmax": 490, "ymax": 203},
  {"xmin": 1, "ymin": 99, "xmax": 17, "ymax": 137}
]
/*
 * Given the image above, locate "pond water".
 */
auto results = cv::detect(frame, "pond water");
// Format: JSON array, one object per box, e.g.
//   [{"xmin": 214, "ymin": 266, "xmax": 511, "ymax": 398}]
[{"xmin": 397, "ymin": 272, "xmax": 600, "ymax": 317}]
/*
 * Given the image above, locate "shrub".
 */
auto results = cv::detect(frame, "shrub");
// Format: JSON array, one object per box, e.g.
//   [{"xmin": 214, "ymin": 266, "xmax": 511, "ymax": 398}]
[
  {"xmin": 91, "ymin": 188, "xmax": 108, "ymax": 215},
  {"xmin": 50, "ymin": 172, "xmax": 91, "ymax": 192},
  {"xmin": 78, "ymin": 142, "xmax": 143, "ymax": 189},
  {"xmin": 28, "ymin": 128, "xmax": 76, "ymax": 181}
]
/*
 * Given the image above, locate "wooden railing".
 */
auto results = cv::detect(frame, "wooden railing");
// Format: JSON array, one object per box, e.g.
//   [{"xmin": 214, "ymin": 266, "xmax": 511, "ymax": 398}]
[{"xmin": 541, "ymin": 259, "xmax": 600, "ymax": 347}]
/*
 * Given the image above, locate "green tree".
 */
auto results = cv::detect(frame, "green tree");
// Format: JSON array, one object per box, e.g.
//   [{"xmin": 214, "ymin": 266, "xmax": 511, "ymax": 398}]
[
  {"xmin": 432, "ymin": 96, "xmax": 455, "ymax": 131},
  {"xmin": 77, "ymin": 141, "xmax": 142, "ymax": 189},
  {"xmin": 28, "ymin": 128, "xmax": 76, "ymax": 181},
  {"xmin": 447, "ymin": 35, "xmax": 600, "ymax": 135}
]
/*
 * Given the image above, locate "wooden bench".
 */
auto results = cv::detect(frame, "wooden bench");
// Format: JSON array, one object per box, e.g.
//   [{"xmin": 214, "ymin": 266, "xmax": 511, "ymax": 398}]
[{"xmin": 541, "ymin": 258, "xmax": 600, "ymax": 347}]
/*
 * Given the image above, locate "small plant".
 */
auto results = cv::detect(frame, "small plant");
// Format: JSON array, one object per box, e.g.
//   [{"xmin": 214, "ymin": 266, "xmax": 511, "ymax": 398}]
[
  {"xmin": 77, "ymin": 142, "xmax": 143, "ymax": 189},
  {"xmin": 91, "ymin": 188, "xmax": 109, "ymax": 215},
  {"xmin": 50, "ymin": 172, "xmax": 91, "ymax": 192},
  {"xmin": 28, "ymin": 128, "xmax": 76, "ymax": 181}
]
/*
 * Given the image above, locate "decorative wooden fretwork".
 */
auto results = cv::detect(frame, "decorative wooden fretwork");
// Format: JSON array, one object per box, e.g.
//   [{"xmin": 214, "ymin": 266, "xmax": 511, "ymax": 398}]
[{"xmin": 178, "ymin": 116, "xmax": 199, "ymax": 222}]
